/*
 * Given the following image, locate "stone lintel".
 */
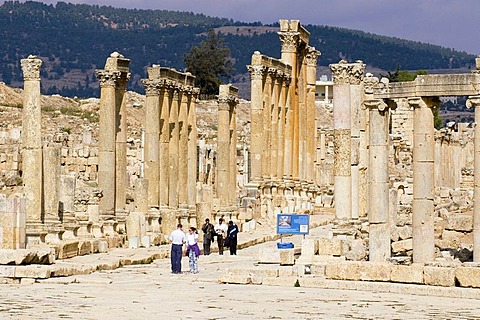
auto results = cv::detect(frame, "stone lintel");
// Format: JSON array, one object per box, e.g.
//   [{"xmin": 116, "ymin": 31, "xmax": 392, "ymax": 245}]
[
  {"xmin": 249, "ymin": 51, "xmax": 292, "ymax": 77},
  {"xmin": 278, "ymin": 19, "xmax": 310, "ymax": 45},
  {"xmin": 376, "ymin": 73, "xmax": 480, "ymax": 99}
]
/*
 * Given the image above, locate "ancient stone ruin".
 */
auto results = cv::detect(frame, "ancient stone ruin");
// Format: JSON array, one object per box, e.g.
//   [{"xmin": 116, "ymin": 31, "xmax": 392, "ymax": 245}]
[{"xmin": 2, "ymin": 19, "xmax": 480, "ymax": 289}]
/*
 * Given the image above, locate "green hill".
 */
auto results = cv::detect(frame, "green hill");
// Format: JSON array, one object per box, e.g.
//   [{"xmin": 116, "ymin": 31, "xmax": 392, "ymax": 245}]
[{"xmin": 0, "ymin": 1, "xmax": 475, "ymax": 98}]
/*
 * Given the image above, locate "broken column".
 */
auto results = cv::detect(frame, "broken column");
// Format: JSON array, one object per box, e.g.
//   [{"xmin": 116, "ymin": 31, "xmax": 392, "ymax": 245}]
[{"xmin": 21, "ymin": 55, "xmax": 46, "ymax": 245}]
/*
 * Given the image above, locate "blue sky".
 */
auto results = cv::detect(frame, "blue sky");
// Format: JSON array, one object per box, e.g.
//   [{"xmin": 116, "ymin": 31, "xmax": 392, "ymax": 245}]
[{"xmin": 7, "ymin": 0, "xmax": 480, "ymax": 54}]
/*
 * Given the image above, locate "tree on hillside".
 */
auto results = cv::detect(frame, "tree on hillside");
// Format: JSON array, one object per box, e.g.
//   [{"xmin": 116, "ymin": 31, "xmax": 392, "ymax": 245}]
[{"xmin": 184, "ymin": 29, "xmax": 233, "ymax": 95}]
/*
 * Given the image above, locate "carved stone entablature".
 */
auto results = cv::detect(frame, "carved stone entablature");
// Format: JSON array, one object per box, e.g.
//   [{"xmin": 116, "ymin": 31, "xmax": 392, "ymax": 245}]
[
  {"xmin": 407, "ymin": 96, "xmax": 441, "ymax": 109},
  {"xmin": 278, "ymin": 31, "xmax": 300, "ymax": 53},
  {"xmin": 466, "ymin": 95, "xmax": 480, "ymax": 109},
  {"xmin": 305, "ymin": 46, "xmax": 320, "ymax": 67},
  {"xmin": 95, "ymin": 69, "xmax": 121, "ymax": 87},
  {"xmin": 247, "ymin": 65, "xmax": 266, "ymax": 81},
  {"xmin": 21, "ymin": 55, "xmax": 42, "ymax": 81}
]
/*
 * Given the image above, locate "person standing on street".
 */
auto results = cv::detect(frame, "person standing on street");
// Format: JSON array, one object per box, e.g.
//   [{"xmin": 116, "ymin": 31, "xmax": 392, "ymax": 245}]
[
  {"xmin": 214, "ymin": 218, "xmax": 228, "ymax": 255},
  {"xmin": 201, "ymin": 218, "xmax": 214, "ymax": 255},
  {"xmin": 186, "ymin": 227, "xmax": 201, "ymax": 273},
  {"xmin": 170, "ymin": 223, "xmax": 186, "ymax": 274},
  {"xmin": 227, "ymin": 220, "xmax": 239, "ymax": 255}
]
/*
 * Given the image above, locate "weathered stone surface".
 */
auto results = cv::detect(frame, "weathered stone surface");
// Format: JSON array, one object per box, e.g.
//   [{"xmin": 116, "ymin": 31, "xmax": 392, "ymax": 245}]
[
  {"xmin": 325, "ymin": 261, "xmax": 361, "ymax": 281},
  {"xmin": 456, "ymin": 266, "xmax": 480, "ymax": 288},
  {"xmin": 15, "ymin": 265, "xmax": 52, "ymax": 279},
  {"xmin": 318, "ymin": 237, "xmax": 343, "ymax": 256},
  {"xmin": 423, "ymin": 266, "xmax": 455, "ymax": 287},
  {"xmin": 57, "ymin": 241, "xmax": 79, "ymax": 259},
  {"xmin": 0, "ymin": 247, "xmax": 55, "ymax": 265},
  {"xmin": 390, "ymin": 264, "xmax": 424, "ymax": 284},
  {"xmin": 445, "ymin": 213, "xmax": 473, "ymax": 232},
  {"xmin": 51, "ymin": 262, "xmax": 97, "ymax": 277},
  {"xmin": 344, "ymin": 239, "xmax": 367, "ymax": 261},
  {"xmin": 359, "ymin": 262, "xmax": 391, "ymax": 282},
  {"xmin": 391, "ymin": 239, "xmax": 413, "ymax": 253}
]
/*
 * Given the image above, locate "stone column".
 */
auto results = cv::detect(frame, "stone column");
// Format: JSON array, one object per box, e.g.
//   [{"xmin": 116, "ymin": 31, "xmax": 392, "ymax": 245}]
[
  {"xmin": 305, "ymin": 47, "xmax": 320, "ymax": 185},
  {"xmin": 349, "ymin": 61, "xmax": 366, "ymax": 219},
  {"xmin": 141, "ymin": 78, "xmax": 161, "ymax": 208},
  {"xmin": 115, "ymin": 71, "xmax": 130, "ymax": 220},
  {"xmin": 247, "ymin": 56, "xmax": 265, "ymax": 183},
  {"xmin": 188, "ymin": 88, "xmax": 199, "ymax": 214},
  {"xmin": 271, "ymin": 73, "xmax": 280, "ymax": 180},
  {"xmin": 330, "ymin": 60, "xmax": 352, "ymax": 219},
  {"xmin": 21, "ymin": 55, "xmax": 46, "ymax": 245},
  {"xmin": 168, "ymin": 87, "xmax": 180, "ymax": 210},
  {"xmin": 217, "ymin": 85, "xmax": 233, "ymax": 213},
  {"xmin": 409, "ymin": 96, "xmax": 439, "ymax": 263},
  {"xmin": 262, "ymin": 69, "xmax": 273, "ymax": 180},
  {"xmin": 229, "ymin": 88, "xmax": 239, "ymax": 211},
  {"xmin": 365, "ymin": 97, "xmax": 391, "ymax": 261},
  {"xmin": 277, "ymin": 76, "xmax": 289, "ymax": 179},
  {"xmin": 279, "ymin": 31, "xmax": 299, "ymax": 182},
  {"xmin": 159, "ymin": 86, "xmax": 171, "ymax": 209},
  {"xmin": 178, "ymin": 85, "xmax": 189, "ymax": 213},
  {"xmin": 467, "ymin": 95, "xmax": 480, "ymax": 262},
  {"xmin": 298, "ymin": 50, "xmax": 307, "ymax": 184}
]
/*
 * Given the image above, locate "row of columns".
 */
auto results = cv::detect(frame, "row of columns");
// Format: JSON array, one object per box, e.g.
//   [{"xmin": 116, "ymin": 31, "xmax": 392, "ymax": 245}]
[{"xmin": 141, "ymin": 66, "xmax": 199, "ymax": 234}]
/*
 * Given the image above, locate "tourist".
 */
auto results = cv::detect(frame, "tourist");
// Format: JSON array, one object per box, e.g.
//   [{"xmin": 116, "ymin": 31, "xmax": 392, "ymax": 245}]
[
  {"xmin": 214, "ymin": 218, "xmax": 228, "ymax": 255},
  {"xmin": 227, "ymin": 220, "xmax": 239, "ymax": 255},
  {"xmin": 201, "ymin": 218, "xmax": 215, "ymax": 255},
  {"xmin": 185, "ymin": 227, "xmax": 201, "ymax": 273},
  {"xmin": 169, "ymin": 223, "xmax": 186, "ymax": 274}
]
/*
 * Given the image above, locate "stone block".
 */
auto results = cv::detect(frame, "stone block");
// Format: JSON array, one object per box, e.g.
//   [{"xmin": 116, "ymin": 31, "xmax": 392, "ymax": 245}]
[
  {"xmin": 279, "ymin": 249, "xmax": 296, "ymax": 266},
  {"xmin": 218, "ymin": 273, "xmax": 252, "ymax": 284},
  {"xmin": 258, "ymin": 247, "xmax": 280, "ymax": 264},
  {"xmin": 325, "ymin": 261, "xmax": 361, "ymax": 281},
  {"xmin": 15, "ymin": 265, "xmax": 52, "ymax": 279},
  {"xmin": 59, "ymin": 175, "xmax": 76, "ymax": 213},
  {"xmin": 0, "ymin": 265, "xmax": 16, "ymax": 277},
  {"xmin": 390, "ymin": 264, "xmax": 424, "ymax": 284},
  {"xmin": 57, "ymin": 241, "xmax": 79, "ymax": 259},
  {"xmin": 423, "ymin": 266, "xmax": 455, "ymax": 287},
  {"xmin": 78, "ymin": 241, "xmax": 93, "ymax": 256},
  {"xmin": 20, "ymin": 277, "xmax": 35, "ymax": 285},
  {"xmin": 391, "ymin": 239, "xmax": 413, "ymax": 253},
  {"xmin": 445, "ymin": 213, "xmax": 473, "ymax": 232},
  {"xmin": 359, "ymin": 262, "xmax": 391, "ymax": 282},
  {"xmin": 456, "ymin": 266, "xmax": 480, "ymax": 288},
  {"xmin": 317, "ymin": 237, "xmax": 343, "ymax": 256}
]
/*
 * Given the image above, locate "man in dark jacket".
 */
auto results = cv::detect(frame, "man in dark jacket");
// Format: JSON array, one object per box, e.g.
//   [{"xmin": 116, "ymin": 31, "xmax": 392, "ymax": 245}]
[
  {"xmin": 227, "ymin": 220, "xmax": 239, "ymax": 255},
  {"xmin": 201, "ymin": 218, "xmax": 214, "ymax": 255}
]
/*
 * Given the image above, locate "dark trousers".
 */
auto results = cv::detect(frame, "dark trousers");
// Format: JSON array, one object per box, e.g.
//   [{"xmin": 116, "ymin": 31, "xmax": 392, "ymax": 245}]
[
  {"xmin": 171, "ymin": 244, "xmax": 183, "ymax": 273},
  {"xmin": 217, "ymin": 235, "xmax": 224, "ymax": 255},
  {"xmin": 229, "ymin": 237, "xmax": 238, "ymax": 255},
  {"xmin": 203, "ymin": 236, "xmax": 211, "ymax": 255}
]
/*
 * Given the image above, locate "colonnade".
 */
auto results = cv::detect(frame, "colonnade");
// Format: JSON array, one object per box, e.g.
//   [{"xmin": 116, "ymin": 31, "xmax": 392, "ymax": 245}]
[
  {"xmin": 141, "ymin": 65, "xmax": 199, "ymax": 235},
  {"xmin": 247, "ymin": 20, "xmax": 320, "ymax": 222}
]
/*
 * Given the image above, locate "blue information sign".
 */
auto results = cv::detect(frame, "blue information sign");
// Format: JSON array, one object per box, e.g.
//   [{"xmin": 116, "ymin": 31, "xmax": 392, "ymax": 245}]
[{"xmin": 276, "ymin": 214, "xmax": 309, "ymax": 235}]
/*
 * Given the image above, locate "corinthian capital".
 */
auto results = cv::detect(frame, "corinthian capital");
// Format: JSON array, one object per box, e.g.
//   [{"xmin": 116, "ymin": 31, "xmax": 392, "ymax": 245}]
[
  {"xmin": 305, "ymin": 47, "xmax": 320, "ymax": 67},
  {"xmin": 330, "ymin": 60, "xmax": 365, "ymax": 85},
  {"xmin": 247, "ymin": 65, "xmax": 266, "ymax": 81},
  {"xmin": 141, "ymin": 79, "xmax": 161, "ymax": 96},
  {"xmin": 21, "ymin": 55, "xmax": 42, "ymax": 81},
  {"xmin": 278, "ymin": 31, "xmax": 300, "ymax": 53},
  {"xmin": 96, "ymin": 70, "xmax": 121, "ymax": 87}
]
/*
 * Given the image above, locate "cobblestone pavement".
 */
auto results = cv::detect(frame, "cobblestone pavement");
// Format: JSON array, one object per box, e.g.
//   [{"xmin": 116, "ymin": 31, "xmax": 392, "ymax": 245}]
[{"xmin": 1, "ymin": 238, "xmax": 480, "ymax": 320}]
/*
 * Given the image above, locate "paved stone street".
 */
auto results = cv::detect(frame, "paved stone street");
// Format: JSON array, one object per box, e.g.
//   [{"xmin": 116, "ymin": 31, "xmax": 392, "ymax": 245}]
[{"xmin": 1, "ymin": 236, "xmax": 480, "ymax": 320}]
